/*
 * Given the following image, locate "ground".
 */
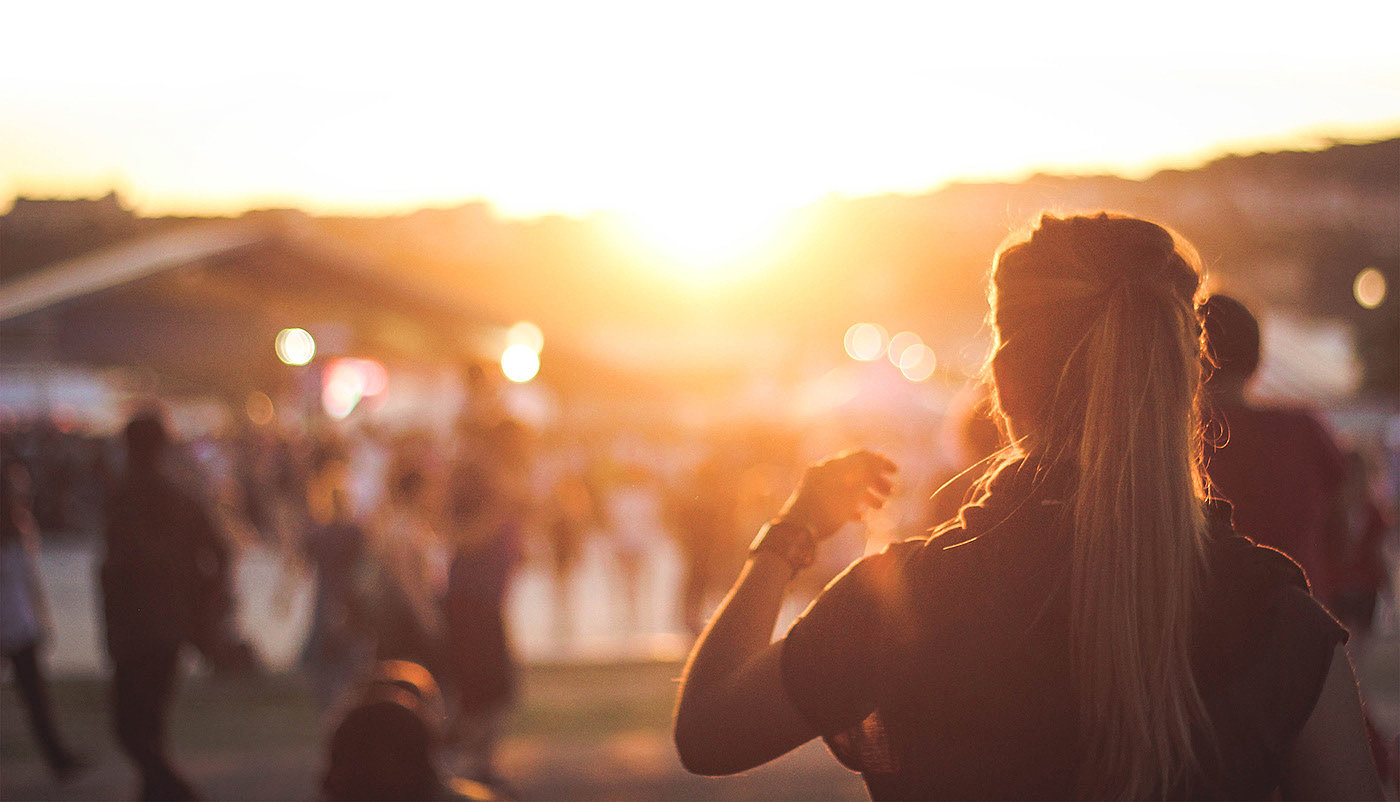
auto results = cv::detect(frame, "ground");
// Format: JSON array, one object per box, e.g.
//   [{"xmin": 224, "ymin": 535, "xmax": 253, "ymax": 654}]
[
  {"xmin": 1, "ymin": 659, "xmax": 868, "ymax": 801},
  {"xmin": 3, "ymin": 637, "xmax": 1397, "ymax": 800}
]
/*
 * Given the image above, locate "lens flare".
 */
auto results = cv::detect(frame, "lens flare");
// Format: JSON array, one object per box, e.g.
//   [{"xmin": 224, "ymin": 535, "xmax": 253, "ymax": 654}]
[
  {"xmin": 898, "ymin": 344, "xmax": 937, "ymax": 382},
  {"xmin": 1354, "ymin": 267, "xmax": 1386, "ymax": 309},
  {"xmin": 888, "ymin": 331, "xmax": 923, "ymax": 367},
  {"xmin": 275, "ymin": 328, "xmax": 315, "ymax": 366},
  {"xmin": 244, "ymin": 391, "xmax": 274, "ymax": 426},
  {"xmin": 501, "ymin": 344, "xmax": 540, "ymax": 383},
  {"xmin": 844, "ymin": 323, "xmax": 888, "ymax": 361},
  {"xmin": 320, "ymin": 358, "xmax": 388, "ymax": 419},
  {"xmin": 508, "ymin": 321, "xmax": 545, "ymax": 353}
]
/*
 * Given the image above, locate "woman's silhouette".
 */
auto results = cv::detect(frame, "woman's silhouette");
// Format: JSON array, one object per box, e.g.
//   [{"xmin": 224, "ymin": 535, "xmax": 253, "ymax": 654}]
[{"xmin": 673, "ymin": 212, "xmax": 1381, "ymax": 799}]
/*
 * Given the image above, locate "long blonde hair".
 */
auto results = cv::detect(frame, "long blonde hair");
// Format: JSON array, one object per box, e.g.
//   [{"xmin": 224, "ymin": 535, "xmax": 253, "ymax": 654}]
[{"xmin": 988, "ymin": 212, "xmax": 1211, "ymax": 799}]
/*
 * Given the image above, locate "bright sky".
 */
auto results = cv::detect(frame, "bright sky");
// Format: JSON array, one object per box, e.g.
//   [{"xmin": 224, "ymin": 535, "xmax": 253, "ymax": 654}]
[{"xmin": 3, "ymin": 0, "xmax": 1398, "ymax": 249}]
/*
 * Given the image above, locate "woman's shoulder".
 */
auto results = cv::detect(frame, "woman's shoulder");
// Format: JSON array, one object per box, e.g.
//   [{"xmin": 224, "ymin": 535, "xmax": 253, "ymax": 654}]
[
  {"xmin": 1201, "ymin": 500, "xmax": 1312, "ymax": 596},
  {"xmin": 1197, "ymin": 501, "xmax": 1348, "ymax": 677}
]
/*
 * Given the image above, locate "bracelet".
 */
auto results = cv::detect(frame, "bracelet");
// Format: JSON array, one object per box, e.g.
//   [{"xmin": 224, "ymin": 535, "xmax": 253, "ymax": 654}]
[{"xmin": 749, "ymin": 518, "xmax": 818, "ymax": 577}]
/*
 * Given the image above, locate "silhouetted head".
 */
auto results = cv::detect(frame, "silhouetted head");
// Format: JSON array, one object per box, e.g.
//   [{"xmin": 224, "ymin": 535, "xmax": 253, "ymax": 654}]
[
  {"xmin": 989, "ymin": 212, "xmax": 1204, "ymax": 445},
  {"xmin": 123, "ymin": 413, "xmax": 169, "ymax": 472},
  {"xmin": 1198, "ymin": 293, "xmax": 1261, "ymax": 385},
  {"xmin": 321, "ymin": 660, "xmax": 445, "ymax": 802}
]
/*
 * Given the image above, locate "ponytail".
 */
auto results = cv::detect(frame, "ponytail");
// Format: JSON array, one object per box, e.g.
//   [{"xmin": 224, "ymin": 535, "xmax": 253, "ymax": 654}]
[
  {"xmin": 990, "ymin": 213, "xmax": 1212, "ymax": 799},
  {"xmin": 1072, "ymin": 278, "xmax": 1210, "ymax": 799}
]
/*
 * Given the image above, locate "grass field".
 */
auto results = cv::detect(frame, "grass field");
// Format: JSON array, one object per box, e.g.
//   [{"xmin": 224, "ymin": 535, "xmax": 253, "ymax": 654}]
[
  {"xmin": 1, "ymin": 659, "xmax": 868, "ymax": 801},
  {"xmin": 5, "ymin": 635, "xmax": 1397, "ymax": 801}
]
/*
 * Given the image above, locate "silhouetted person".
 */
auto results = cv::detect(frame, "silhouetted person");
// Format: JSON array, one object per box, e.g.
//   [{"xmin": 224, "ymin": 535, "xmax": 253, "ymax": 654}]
[
  {"xmin": 102, "ymin": 413, "xmax": 227, "ymax": 801},
  {"xmin": 369, "ymin": 462, "xmax": 448, "ymax": 673},
  {"xmin": 1200, "ymin": 295, "xmax": 1352, "ymax": 609},
  {"xmin": 604, "ymin": 462, "xmax": 664, "ymax": 643},
  {"xmin": 1, "ymin": 456, "xmax": 83, "ymax": 781},
  {"xmin": 544, "ymin": 471, "xmax": 592, "ymax": 648},
  {"xmin": 443, "ymin": 419, "xmax": 527, "ymax": 788},
  {"xmin": 1331, "ymin": 449, "xmax": 1390, "ymax": 635},
  {"xmin": 321, "ymin": 660, "xmax": 490, "ymax": 801},
  {"xmin": 675, "ymin": 214, "xmax": 1381, "ymax": 799},
  {"xmin": 300, "ymin": 462, "xmax": 373, "ymax": 711},
  {"xmin": 669, "ymin": 451, "xmax": 741, "ymax": 638}
]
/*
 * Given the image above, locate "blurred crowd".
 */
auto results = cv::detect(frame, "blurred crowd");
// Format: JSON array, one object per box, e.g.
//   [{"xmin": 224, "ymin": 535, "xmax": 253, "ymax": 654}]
[{"xmin": 3, "ymin": 359, "xmax": 1399, "ymax": 798}]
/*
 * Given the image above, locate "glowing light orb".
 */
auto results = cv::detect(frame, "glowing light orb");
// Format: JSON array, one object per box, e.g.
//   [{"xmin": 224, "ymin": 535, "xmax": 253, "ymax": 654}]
[
  {"xmin": 320, "ymin": 358, "xmax": 388, "ymax": 420},
  {"xmin": 844, "ymin": 323, "xmax": 888, "ymax": 361},
  {"xmin": 898, "ymin": 344, "xmax": 937, "ymax": 382},
  {"xmin": 508, "ymin": 321, "xmax": 545, "ymax": 353},
  {"xmin": 354, "ymin": 359, "xmax": 389, "ymax": 397},
  {"xmin": 887, "ymin": 331, "xmax": 924, "ymax": 367},
  {"xmin": 244, "ymin": 391, "xmax": 274, "ymax": 426},
  {"xmin": 275, "ymin": 328, "xmax": 316, "ymax": 366},
  {"xmin": 1354, "ymin": 267, "xmax": 1387, "ymax": 309},
  {"xmin": 501, "ymin": 344, "xmax": 540, "ymax": 383}
]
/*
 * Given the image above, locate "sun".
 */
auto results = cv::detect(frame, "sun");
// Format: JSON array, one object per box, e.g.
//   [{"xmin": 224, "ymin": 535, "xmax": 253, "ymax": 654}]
[{"xmin": 611, "ymin": 195, "xmax": 799, "ymax": 287}]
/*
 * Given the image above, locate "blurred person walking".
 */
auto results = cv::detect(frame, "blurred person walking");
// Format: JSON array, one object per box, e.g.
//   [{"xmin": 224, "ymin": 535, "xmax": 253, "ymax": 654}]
[
  {"xmin": 368, "ymin": 462, "xmax": 449, "ymax": 675},
  {"xmin": 1, "ymin": 456, "xmax": 84, "ymax": 782},
  {"xmin": 669, "ymin": 451, "xmax": 741, "ymax": 639},
  {"xmin": 543, "ymin": 470, "xmax": 593, "ymax": 650},
  {"xmin": 442, "ymin": 420, "xmax": 528, "ymax": 789},
  {"xmin": 102, "ymin": 412, "xmax": 229, "ymax": 801},
  {"xmin": 674, "ymin": 213, "xmax": 1381, "ymax": 799},
  {"xmin": 298, "ymin": 451, "xmax": 374, "ymax": 711},
  {"xmin": 603, "ymin": 462, "xmax": 665, "ymax": 647}
]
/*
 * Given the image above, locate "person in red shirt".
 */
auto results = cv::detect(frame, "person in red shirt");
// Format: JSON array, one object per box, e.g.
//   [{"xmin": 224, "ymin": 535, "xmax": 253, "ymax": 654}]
[{"xmin": 1200, "ymin": 295, "xmax": 1351, "ymax": 610}]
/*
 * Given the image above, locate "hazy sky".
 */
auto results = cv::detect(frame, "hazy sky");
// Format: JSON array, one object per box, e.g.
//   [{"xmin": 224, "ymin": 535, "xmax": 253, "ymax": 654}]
[{"xmin": 4, "ymin": 0, "xmax": 1398, "ymax": 234}]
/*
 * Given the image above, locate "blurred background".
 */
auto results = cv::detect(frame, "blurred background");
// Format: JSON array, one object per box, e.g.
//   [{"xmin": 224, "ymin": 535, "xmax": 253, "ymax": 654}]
[{"xmin": 1, "ymin": 1, "xmax": 1397, "ymax": 799}]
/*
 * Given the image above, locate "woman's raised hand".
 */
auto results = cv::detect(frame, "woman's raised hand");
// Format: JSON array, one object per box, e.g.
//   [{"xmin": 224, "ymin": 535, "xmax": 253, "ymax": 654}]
[{"xmin": 778, "ymin": 450, "xmax": 897, "ymax": 540}]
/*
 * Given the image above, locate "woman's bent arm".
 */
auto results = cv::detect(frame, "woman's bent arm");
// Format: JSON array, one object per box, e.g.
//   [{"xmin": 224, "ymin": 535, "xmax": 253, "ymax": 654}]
[
  {"xmin": 674, "ymin": 450, "xmax": 896, "ymax": 775},
  {"xmin": 672, "ymin": 552, "xmax": 817, "ymax": 775}
]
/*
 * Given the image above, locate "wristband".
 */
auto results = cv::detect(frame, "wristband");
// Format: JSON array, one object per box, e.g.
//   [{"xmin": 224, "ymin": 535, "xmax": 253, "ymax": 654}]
[{"xmin": 749, "ymin": 518, "xmax": 818, "ymax": 577}]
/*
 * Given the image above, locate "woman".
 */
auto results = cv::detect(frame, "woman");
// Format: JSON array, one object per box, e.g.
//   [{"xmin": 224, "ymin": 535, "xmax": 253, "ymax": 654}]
[
  {"xmin": 1, "ymin": 456, "xmax": 83, "ymax": 781},
  {"xmin": 673, "ymin": 212, "xmax": 1382, "ymax": 799}
]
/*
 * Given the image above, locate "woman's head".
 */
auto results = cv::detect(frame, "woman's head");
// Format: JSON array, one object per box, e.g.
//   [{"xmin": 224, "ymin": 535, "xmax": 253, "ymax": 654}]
[
  {"xmin": 986, "ymin": 212, "xmax": 1213, "ymax": 798},
  {"xmin": 988, "ymin": 212, "xmax": 1204, "ymax": 447}
]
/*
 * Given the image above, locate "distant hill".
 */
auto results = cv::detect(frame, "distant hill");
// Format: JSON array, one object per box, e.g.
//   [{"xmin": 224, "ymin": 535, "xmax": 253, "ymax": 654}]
[{"xmin": 5, "ymin": 137, "xmax": 1397, "ymax": 396}]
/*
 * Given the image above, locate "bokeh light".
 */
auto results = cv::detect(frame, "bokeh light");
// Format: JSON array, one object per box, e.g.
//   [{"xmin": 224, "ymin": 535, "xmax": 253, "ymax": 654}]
[
  {"xmin": 844, "ymin": 323, "xmax": 888, "ymax": 362},
  {"xmin": 1353, "ymin": 267, "xmax": 1387, "ymax": 309},
  {"xmin": 274, "ymin": 327, "xmax": 315, "ymax": 366},
  {"xmin": 244, "ymin": 391, "xmax": 274, "ymax": 426},
  {"xmin": 355, "ymin": 359, "xmax": 389, "ymax": 397},
  {"xmin": 887, "ymin": 331, "xmax": 924, "ymax": 367},
  {"xmin": 898, "ymin": 344, "xmax": 937, "ymax": 382},
  {"xmin": 501, "ymin": 344, "xmax": 541, "ymax": 383},
  {"xmin": 508, "ymin": 321, "xmax": 545, "ymax": 353},
  {"xmin": 320, "ymin": 358, "xmax": 388, "ymax": 420}
]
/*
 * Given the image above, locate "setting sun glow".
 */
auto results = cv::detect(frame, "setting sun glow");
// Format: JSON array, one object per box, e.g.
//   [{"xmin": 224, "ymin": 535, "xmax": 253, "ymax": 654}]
[
  {"xmin": 614, "ymin": 198, "xmax": 795, "ymax": 283},
  {"xmin": 3, "ymin": 1, "xmax": 1397, "ymax": 258}
]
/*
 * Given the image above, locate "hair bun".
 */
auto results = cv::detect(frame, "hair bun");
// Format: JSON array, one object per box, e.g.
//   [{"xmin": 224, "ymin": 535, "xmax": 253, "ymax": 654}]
[{"xmin": 1029, "ymin": 213, "xmax": 1192, "ymax": 297}]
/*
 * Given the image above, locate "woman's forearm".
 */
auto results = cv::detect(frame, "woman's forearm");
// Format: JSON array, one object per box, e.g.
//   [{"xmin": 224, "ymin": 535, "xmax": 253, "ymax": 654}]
[
  {"xmin": 677, "ymin": 552, "xmax": 791, "ymax": 702},
  {"xmin": 673, "ymin": 551, "xmax": 801, "ymax": 774},
  {"xmin": 672, "ymin": 451, "xmax": 896, "ymax": 775}
]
